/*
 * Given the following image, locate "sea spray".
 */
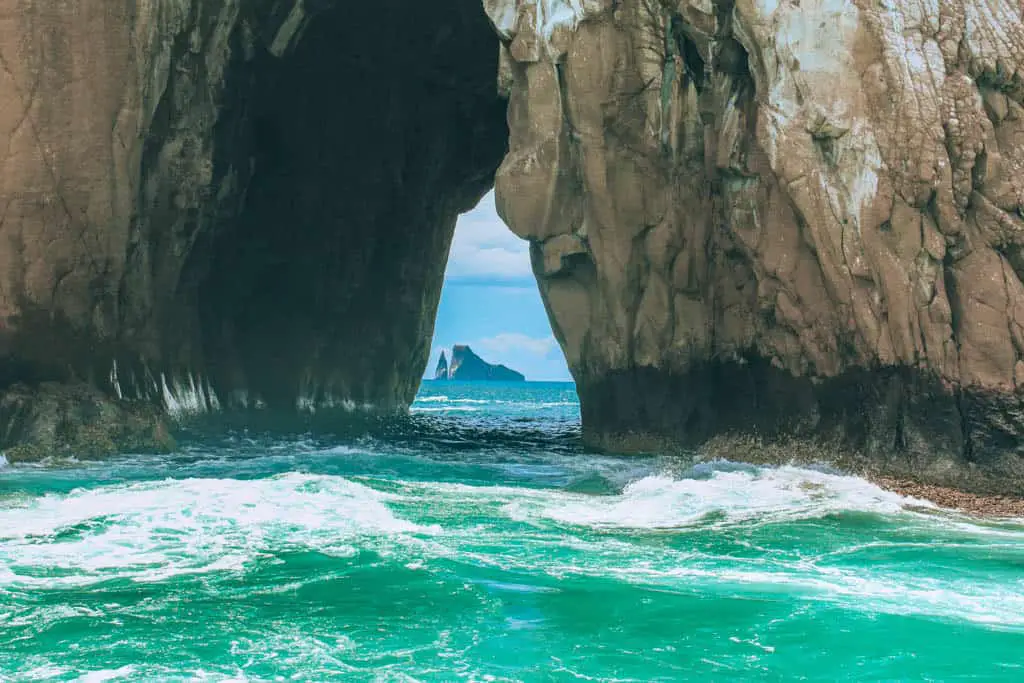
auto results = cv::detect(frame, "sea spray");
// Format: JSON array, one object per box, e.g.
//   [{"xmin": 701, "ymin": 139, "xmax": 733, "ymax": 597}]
[{"xmin": 1, "ymin": 381, "xmax": 1022, "ymax": 680}]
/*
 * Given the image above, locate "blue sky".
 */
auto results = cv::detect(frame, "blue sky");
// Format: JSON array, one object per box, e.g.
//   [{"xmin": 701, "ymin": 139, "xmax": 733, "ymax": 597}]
[{"xmin": 428, "ymin": 192, "xmax": 572, "ymax": 382}]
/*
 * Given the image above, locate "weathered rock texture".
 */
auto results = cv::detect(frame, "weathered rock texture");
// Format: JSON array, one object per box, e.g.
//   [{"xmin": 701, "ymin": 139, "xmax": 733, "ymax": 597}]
[
  {"xmin": 0, "ymin": 0, "xmax": 506, "ymax": 457},
  {"xmin": 486, "ymin": 0, "xmax": 1024, "ymax": 493},
  {"xmin": 6, "ymin": 0, "xmax": 1024, "ymax": 493}
]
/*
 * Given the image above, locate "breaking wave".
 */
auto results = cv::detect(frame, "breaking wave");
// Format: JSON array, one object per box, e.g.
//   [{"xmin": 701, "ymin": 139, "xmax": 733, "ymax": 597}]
[
  {"xmin": 506, "ymin": 466, "xmax": 931, "ymax": 529},
  {"xmin": 0, "ymin": 473, "xmax": 436, "ymax": 588},
  {"xmin": 2, "ymin": 380, "xmax": 1022, "ymax": 679},
  {"xmin": 3, "ymin": 460, "xmax": 1020, "ymax": 631}
]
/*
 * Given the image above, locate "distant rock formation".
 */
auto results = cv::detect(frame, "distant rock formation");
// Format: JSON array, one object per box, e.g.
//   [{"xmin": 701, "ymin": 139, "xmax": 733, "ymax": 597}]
[
  {"xmin": 434, "ymin": 352, "xmax": 450, "ymax": 380},
  {"xmin": 435, "ymin": 345, "xmax": 525, "ymax": 382}
]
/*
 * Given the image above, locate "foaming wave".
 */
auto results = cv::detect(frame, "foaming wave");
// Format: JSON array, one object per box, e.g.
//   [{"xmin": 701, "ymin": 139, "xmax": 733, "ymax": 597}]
[
  {"xmin": 506, "ymin": 465, "xmax": 930, "ymax": 530},
  {"xmin": 411, "ymin": 397, "xmax": 577, "ymax": 408},
  {"xmin": 402, "ymin": 469, "xmax": 1023, "ymax": 629},
  {"xmin": 557, "ymin": 552, "xmax": 1024, "ymax": 630},
  {"xmin": 0, "ymin": 473, "xmax": 437, "ymax": 587}
]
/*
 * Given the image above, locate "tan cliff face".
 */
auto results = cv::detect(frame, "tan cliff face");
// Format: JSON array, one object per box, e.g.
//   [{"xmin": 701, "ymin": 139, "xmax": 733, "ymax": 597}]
[
  {"xmin": 486, "ymin": 0, "xmax": 1024, "ymax": 491},
  {"xmin": 0, "ymin": 0, "xmax": 507, "ymax": 456},
  {"xmin": 2, "ymin": 0, "xmax": 1024, "ymax": 492}
]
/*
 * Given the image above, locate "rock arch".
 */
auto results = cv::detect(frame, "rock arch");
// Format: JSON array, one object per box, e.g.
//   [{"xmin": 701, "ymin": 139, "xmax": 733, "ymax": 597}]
[{"xmin": 3, "ymin": 0, "xmax": 1024, "ymax": 494}]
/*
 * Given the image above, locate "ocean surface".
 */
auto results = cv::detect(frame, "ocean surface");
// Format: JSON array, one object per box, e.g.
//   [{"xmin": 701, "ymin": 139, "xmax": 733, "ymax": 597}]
[{"xmin": 1, "ymin": 380, "xmax": 1023, "ymax": 681}]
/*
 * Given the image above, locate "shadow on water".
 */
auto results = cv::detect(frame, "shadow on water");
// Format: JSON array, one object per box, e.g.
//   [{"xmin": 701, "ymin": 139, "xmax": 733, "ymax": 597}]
[
  {"xmin": 0, "ymin": 382, "xmax": 665, "ymax": 498},
  {"xmin": 176, "ymin": 407, "xmax": 585, "ymax": 458}
]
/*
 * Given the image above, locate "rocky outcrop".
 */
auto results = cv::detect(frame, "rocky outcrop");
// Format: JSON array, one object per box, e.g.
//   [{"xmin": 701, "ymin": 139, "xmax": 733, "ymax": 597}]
[
  {"xmin": 6, "ymin": 0, "xmax": 1024, "ymax": 493},
  {"xmin": 435, "ymin": 351, "xmax": 450, "ymax": 380},
  {"xmin": 486, "ymin": 0, "xmax": 1024, "ymax": 493},
  {"xmin": 0, "ymin": 0, "xmax": 506, "ymax": 457},
  {"xmin": 436, "ymin": 345, "xmax": 526, "ymax": 381},
  {"xmin": 0, "ymin": 383, "xmax": 174, "ymax": 462}
]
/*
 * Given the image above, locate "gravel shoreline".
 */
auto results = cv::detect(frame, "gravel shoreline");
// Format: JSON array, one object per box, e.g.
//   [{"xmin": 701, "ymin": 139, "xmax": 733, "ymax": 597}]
[{"xmin": 874, "ymin": 477, "xmax": 1024, "ymax": 517}]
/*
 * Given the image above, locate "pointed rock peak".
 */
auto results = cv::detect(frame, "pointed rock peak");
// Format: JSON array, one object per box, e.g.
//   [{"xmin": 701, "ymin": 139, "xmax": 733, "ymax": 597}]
[
  {"xmin": 434, "ymin": 351, "xmax": 450, "ymax": 380},
  {"xmin": 446, "ymin": 344, "xmax": 524, "ymax": 382}
]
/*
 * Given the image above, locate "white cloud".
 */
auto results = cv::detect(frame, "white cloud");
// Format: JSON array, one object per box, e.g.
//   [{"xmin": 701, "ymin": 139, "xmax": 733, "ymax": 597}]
[
  {"xmin": 474, "ymin": 333, "xmax": 559, "ymax": 357},
  {"xmin": 446, "ymin": 191, "xmax": 533, "ymax": 281}
]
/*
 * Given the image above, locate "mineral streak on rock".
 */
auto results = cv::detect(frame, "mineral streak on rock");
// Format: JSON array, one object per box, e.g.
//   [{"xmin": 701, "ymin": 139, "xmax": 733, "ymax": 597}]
[{"xmin": 486, "ymin": 0, "xmax": 1024, "ymax": 493}]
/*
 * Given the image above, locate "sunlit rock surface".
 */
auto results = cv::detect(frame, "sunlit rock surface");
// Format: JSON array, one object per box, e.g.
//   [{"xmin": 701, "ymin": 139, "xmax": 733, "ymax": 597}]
[{"xmin": 488, "ymin": 0, "xmax": 1024, "ymax": 493}]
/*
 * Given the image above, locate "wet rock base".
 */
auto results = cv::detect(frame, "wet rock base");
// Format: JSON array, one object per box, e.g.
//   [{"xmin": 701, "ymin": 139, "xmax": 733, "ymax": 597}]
[
  {"xmin": 0, "ymin": 384, "xmax": 174, "ymax": 463},
  {"xmin": 578, "ymin": 360, "xmax": 1024, "ymax": 498}
]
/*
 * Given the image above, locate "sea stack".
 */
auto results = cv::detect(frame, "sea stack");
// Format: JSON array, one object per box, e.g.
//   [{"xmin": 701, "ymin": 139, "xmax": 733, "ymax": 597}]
[
  {"xmin": 435, "ymin": 352, "xmax": 450, "ymax": 380},
  {"xmin": 443, "ymin": 345, "xmax": 525, "ymax": 382}
]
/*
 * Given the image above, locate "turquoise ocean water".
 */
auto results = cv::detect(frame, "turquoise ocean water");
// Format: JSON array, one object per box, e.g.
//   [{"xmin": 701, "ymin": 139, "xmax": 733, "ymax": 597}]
[{"xmin": 1, "ymin": 380, "xmax": 1023, "ymax": 680}]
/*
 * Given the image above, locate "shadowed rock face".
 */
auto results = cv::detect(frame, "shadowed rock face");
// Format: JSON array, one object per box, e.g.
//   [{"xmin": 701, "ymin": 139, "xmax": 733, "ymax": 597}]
[
  {"xmin": 486, "ymin": 0, "xmax": 1024, "ymax": 493},
  {"xmin": 197, "ymin": 2, "xmax": 507, "ymax": 413},
  {"xmin": 0, "ymin": 0, "xmax": 506, "ymax": 457}
]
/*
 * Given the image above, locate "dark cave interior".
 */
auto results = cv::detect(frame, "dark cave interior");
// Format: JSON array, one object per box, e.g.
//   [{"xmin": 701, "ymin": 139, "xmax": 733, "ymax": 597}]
[{"xmin": 195, "ymin": 0, "xmax": 510, "ymax": 412}]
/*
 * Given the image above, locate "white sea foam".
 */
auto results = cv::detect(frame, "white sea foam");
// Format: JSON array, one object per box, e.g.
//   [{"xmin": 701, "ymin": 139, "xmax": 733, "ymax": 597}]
[
  {"xmin": 0, "ymin": 474, "xmax": 437, "ymax": 588},
  {"xmin": 2, "ymin": 461, "xmax": 1022, "ymax": 634},
  {"xmin": 505, "ymin": 466, "xmax": 928, "ymax": 530},
  {"xmin": 396, "ymin": 467, "xmax": 1024, "ymax": 629},
  {"xmin": 394, "ymin": 466, "xmax": 925, "ymax": 532},
  {"xmin": 412, "ymin": 397, "xmax": 577, "ymax": 408},
  {"xmin": 561, "ymin": 558, "xmax": 1024, "ymax": 630},
  {"xmin": 77, "ymin": 666, "xmax": 138, "ymax": 682}
]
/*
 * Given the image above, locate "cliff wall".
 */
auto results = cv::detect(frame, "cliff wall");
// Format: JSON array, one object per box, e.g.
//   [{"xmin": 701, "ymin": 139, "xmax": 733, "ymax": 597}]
[
  {"xmin": 485, "ymin": 0, "xmax": 1024, "ymax": 492},
  {"xmin": 4, "ymin": 0, "xmax": 1024, "ymax": 493},
  {"xmin": 0, "ymin": 0, "xmax": 506, "ymax": 457}
]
